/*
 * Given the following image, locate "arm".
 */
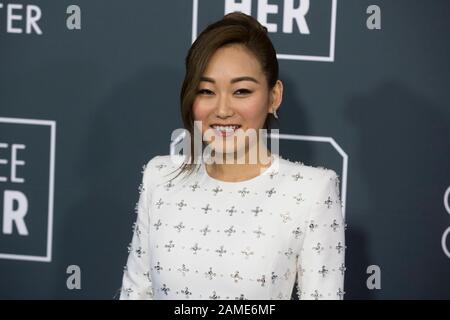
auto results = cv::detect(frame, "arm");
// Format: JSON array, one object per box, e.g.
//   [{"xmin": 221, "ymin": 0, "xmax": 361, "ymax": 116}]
[
  {"xmin": 119, "ymin": 157, "xmax": 157, "ymax": 300},
  {"xmin": 296, "ymin": 170, "xmax": 346, "ymax": 300}
]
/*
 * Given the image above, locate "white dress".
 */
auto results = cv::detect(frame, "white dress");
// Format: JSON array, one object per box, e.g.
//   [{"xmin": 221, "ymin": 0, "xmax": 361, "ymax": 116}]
[{"xmin": 119, "ymin": 153, "xmax": 346, "ymax": 300}]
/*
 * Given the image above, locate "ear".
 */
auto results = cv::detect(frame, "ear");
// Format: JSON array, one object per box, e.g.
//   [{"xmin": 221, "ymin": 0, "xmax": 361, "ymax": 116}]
[{"xmin": 269, "ymin": 80, "xmax": 283, "ymax": 114}]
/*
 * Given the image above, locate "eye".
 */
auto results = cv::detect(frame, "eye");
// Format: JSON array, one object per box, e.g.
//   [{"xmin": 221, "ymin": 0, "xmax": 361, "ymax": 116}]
[
  {"xmin": 197, "ymin": 89, "xmax": 214, "ymax": 95},
  {"xmin": 234, "ymin": 89, "xmax": 252, "ymax": 96}
]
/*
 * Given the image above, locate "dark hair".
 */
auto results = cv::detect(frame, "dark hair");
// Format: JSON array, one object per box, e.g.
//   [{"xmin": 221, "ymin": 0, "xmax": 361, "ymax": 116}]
[{"xmin": 167, "ymin": 12, "xmax": 280, "ymax": 183}]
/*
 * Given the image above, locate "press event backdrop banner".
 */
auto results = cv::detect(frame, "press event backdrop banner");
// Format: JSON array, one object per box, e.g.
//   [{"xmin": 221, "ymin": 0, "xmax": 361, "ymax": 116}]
[{"xmin": 0, "ymin": 0, "xmax": 449, "ymax": 299}]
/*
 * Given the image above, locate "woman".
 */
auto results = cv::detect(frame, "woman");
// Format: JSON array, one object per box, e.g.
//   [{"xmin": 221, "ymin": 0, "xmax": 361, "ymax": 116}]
[{"xmin": 120, "ymin": 12, "xmax": 345, "ymax": 300}]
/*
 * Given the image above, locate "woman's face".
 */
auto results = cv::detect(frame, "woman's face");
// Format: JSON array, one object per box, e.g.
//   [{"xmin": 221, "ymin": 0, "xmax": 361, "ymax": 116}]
[{"xmin": 192, "ymin": 44, "xmax": 281, "ymax": 157}]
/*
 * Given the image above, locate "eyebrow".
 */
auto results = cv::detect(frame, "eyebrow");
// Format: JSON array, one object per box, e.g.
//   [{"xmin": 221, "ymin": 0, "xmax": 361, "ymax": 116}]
[{"xmin": 200, "ymin": 76, "xmax": 260, "ymax": 84}]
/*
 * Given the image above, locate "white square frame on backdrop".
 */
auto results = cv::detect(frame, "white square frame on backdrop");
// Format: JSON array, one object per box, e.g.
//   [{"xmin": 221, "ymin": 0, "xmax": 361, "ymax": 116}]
[
  {"xmin": 191, "ymin": 0, "xmax": 338, "ymax": 62},
  {"xmin": 0, "ymin": 117, "xmax": 56, "ymax": 262}
]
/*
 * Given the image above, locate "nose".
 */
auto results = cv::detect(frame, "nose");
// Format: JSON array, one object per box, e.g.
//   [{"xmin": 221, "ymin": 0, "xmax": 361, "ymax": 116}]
[{"xmin": 215, "ymin": 93, "xmax": 234, "ymax": 118}]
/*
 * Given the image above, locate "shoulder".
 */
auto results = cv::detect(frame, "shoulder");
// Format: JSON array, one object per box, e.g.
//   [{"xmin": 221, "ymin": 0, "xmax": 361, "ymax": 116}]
[
  {"xmin": 279, "ymin": 155, "xmax": 338, "ymax": 179},
  {"xmin": 278, "ymin": 155, "xmax": 339, "ymax": 191},
  {"xmin": 143, "ymin": 154, "xmax": 180, "ymax": 169},
  {"xmin": 141, "ymin": 154, "xmax": 186, "ymax": 190},
  {"xmin": 278, "ymin": 157, "xmax": 342, "ymax": 215}
]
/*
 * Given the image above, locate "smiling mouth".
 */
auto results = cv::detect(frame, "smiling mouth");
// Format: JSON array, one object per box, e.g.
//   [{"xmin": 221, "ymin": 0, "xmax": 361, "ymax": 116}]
[{"xmin": 209, "ymin": 124, "xmax": 242, "ymax": 137}]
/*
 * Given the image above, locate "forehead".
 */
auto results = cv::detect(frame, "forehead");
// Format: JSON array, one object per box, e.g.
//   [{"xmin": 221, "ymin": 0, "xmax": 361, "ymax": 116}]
[{"xmin": 203, "ymin": 44, "xmax": 264, "ymax": 79}]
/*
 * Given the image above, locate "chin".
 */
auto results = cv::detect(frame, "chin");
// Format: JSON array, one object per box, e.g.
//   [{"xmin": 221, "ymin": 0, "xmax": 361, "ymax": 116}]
[{"xmin": 211, "ymin": 144, "xmax": 246, "ymax": 157}]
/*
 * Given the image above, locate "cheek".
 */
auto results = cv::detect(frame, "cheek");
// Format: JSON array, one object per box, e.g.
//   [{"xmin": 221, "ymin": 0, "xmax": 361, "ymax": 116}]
[
  {"xmin": 192, "ymin": 99, "xmax": 212, "ymax": 132},
  {"xmin": 238, "ymin": 96, "xmax": 269, "ymax": 127},
  {"xmin": 192, "ymin": 99, "xmax": 209, "ymax": 120}
]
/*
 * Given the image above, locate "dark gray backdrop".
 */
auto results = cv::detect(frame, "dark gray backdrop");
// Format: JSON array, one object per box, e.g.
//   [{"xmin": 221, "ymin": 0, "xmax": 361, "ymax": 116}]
[{"xmin": 0, "ymin": 0, "xmax": 449, "ymax": 299}]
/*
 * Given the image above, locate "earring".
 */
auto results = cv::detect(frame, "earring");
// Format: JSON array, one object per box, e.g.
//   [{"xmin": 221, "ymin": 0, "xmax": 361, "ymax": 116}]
[{"xmin": 273, "ymin": 108, "xmax": 279, "ymax": 119}]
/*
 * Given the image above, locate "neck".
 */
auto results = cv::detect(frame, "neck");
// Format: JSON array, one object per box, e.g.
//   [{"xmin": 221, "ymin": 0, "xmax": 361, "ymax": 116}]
[{"xmin": 205, "ymin": 144, "xmax": 273, "ymax": 182}]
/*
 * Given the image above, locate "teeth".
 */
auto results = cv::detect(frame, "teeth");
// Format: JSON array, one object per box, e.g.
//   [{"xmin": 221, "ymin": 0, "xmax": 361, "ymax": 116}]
[{"xmin": 211, "ymin": 125, "xmax": 240, "ymax": 132}]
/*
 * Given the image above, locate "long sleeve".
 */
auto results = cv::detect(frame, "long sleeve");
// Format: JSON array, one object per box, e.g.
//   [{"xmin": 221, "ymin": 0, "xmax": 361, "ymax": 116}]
[
  {"xmin": 119, "ymin": 158, "xmax": 156, "ymax": 300},
  {"xmin": 296, "ymin": 170, "xmax": 346, "ymax": 300}
]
